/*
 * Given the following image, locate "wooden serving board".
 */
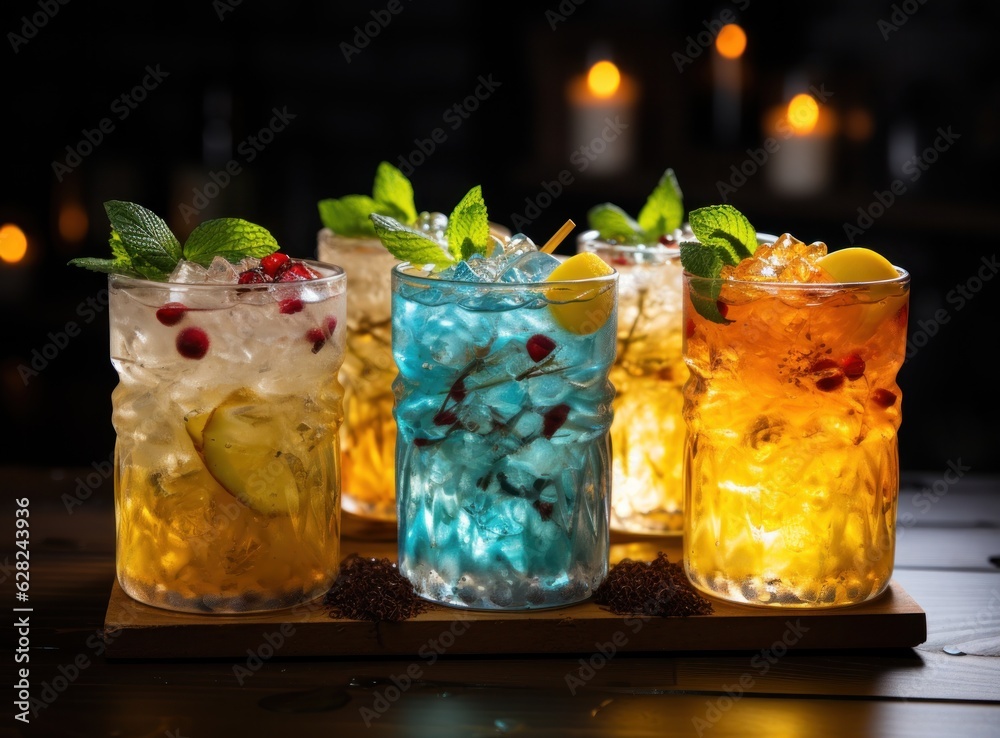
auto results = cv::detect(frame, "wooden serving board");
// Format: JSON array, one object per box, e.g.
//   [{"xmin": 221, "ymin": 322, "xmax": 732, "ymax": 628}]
[{"xmin": 102, "ymin": 535, "xmax": 927, "ymax": 659}]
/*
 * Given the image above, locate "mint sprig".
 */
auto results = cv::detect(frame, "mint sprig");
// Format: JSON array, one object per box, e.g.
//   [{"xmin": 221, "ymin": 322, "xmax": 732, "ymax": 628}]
[
  {"xmin": 318, "ymin": 161, "xmax": 417, "ymax": 238},
  {"xmin": 68, "ymin": 200, "xmax": 280, "ymax": 281},
  {"xmin": 679, "ymin": 204, "xmax": 758, "ymax": 324},
  {"xmin": 587, "ymin": 167, "xmax": 684, "ymax": 245},
  {"xmin": 370, "ymin": 184, "xmax": 491, "ymax": 269}
]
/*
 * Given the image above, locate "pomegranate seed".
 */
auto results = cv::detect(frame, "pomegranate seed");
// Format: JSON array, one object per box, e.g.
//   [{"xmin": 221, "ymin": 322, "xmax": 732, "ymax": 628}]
[
  {"xmin": 716, "ymin": 301, "xmax": 728, "ymax": 318},
  {"xmin": 542, "ymin": 403, "xmax": 570, "ymax": 438},
  {"xmin": 279, "ymin": 298, "xmax": 304, "ymax": 315},
  {"xmin": 532, "ymin": 499, "xmax": 554, "ymax": 521},
  {"xmin": 433, "ymin": 410, "xmax": 458, "ymax": 426},
  {"xmin": 325, "ymin": 316, "xmax": 338, "ymax": 336},
  {"xmin": 816, "ymin": 375, "xmax": 845, "ymax": 392},
  {"xmin": 261, "ymin": 252, "xmax": 291, "ymax": 278},
  {"xmin": 238, "ymin": 268, "xmax": 268, "ymax": 284},
  {"xmin": 526, "ymin": 334, "xmax": 556, "ymax": 362},
  {"xmin": 872, "ymin": 388, "xmax": 897, "ymax": 408},
  {"xmin": 841, "ymin": 354, "xmax": 866, "ymax": 380},
  {"xmin": 808, "ymin": 358, "xmax": 839, "ymax": 373},
  {"xmin": 685, "ymin": 318, "xmax": 696, "ymax": 339},
  {"xmin": 413, "ymin": 438, "xmax": 433, "ymax": 447},
  {"xmin": 306, "ymin": 328, "xmax": 326, "ymax": 353},
  {"xmin": 176, "ymin": 327, "xmax": 209, "ymax": 360},
  {"xmin": 156, "ymin": 302, "xmax": 187, "ymax": 326},
  {"xmin": 657, "ymin": 234, "xmax": 677, "ymax": 247},
  {"xmin": 611, "ymin": 255, "xmax": 629, "ymax": 266},
  {"xmin": 276, "ymin": 262, "xmax": 320, "ymax": 282},
  {"xmin": 449, "ymin": 378, "xmax": 467, "ymax": 402}
]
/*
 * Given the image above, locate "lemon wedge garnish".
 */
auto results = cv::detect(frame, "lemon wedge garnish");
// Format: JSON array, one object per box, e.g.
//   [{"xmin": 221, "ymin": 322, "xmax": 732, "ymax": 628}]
[
  {"xmin": 544, "ymin": 252, "xmax": 616, "ymax": 335},
  {"xmin": 816, "ymin": 247, "xmax": 898, "ymax": 282}
]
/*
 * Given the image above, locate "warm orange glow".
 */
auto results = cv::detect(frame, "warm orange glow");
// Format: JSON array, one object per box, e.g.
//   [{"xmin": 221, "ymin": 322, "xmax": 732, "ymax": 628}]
[
  {"xmin": 0, "ymin": 224, "xmax": 28, "ymax": 264},
  {"xmin": 716, "ymin": 24, "xmax": 747, "ymax": 59},
  {"xmin": 586, "ymin": 60, "xmax": 621, "ymax": 99},
  {"xmin": 787, "ymin": 93, "xmax": 820, "ymax": 135},
  {"xmin": 59, "ymin": 202, "xmax": 89, "ymax": 242}
]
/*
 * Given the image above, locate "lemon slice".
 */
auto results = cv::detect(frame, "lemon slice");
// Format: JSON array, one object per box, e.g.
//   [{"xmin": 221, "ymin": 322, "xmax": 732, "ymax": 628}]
[
  {"xmin": 544, "ymin": 251, "xmax": 616, "ymax": 335},
  {"xmin": 816, "ymin": 247, "xmax": 898, "ymax": 282},
  {"xmin": 200, "ymin": 388, "xmax": 303, "ymax": 516}
]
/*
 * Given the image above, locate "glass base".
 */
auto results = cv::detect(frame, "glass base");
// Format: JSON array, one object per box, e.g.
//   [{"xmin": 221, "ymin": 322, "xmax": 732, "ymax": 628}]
[
  {"xmin": 118, "ymin": 575, "xmax": 333, "ymax": 615},
  {"xmin": 685, "ymin": 570, "xmax": 892, "ymax": 610}
]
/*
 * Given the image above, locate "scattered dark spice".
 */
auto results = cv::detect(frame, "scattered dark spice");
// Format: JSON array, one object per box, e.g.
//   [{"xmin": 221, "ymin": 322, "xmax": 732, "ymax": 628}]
[
  {"xmin": 324, "ymin": 554, "xmax": 429, "ymax": 622},
  {"xmin": 593, "ymin": 552, "xmax": 714, "ymax": 617}
]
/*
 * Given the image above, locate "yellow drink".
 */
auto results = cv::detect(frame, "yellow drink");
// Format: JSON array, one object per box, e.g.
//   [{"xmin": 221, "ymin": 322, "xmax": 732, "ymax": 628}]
[
  {"xmin": 110, "ymin": 262, "xmax": 346, "ymax": 613},
  {"xmin": 683, "ymin": 236, "xmax": 909, "ymax": 607}
]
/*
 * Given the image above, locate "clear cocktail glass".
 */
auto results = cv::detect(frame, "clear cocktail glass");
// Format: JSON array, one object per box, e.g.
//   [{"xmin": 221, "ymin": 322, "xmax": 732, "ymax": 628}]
[
  {"xmin": 683, "ymin": 240, "xmax": 909, "ymax": 608},
  {"xmin": 391, "ymin": 260, "xmax": 618, "ymax": 610},
  {"xmin": 109, "ymin": 259, "xmax": 347, "ymax": 613}
]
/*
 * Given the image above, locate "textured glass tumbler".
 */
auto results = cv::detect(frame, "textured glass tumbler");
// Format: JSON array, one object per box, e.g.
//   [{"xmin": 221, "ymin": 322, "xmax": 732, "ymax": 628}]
[
  {"xmin": 391, "ymin": 263, "xmax": 618, "ymax": 610},
  {"xmin": 109, "ymin": 262, "xmax": 346, "ymax": 613},
  {"xmin": 683, "ymin": 267, "xmax": 910, "ymax": 608}
]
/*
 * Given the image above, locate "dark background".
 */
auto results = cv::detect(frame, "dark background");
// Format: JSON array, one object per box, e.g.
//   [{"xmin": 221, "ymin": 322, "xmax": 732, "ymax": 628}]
[{"xmin": 2, "ymin": 0, "xmax": 998, "ymax": 476}]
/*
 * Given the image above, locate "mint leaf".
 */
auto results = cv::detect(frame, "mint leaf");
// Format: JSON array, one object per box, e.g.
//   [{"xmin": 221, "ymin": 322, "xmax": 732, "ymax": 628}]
[
  {"xmin": 444, "ymin": 185, "xmax": 489, "ymax": 262},
  {"xmin": 637, "ymin": 168, "xmax": 684, "ymax": 238},
  {"xmin": 370, "ymin": 214, "xmax": 453, "ymax": 268},
  {"xmin": 680, "ymin": 242, "xmax": 731, "ymax": 325},
  {"xmin": 182, "ymin": 218, "xmax": 279, "ymax": 267},
  {"xmin": 104, "ymin": 200, "xmax": 182, "ymax": 281},
  {"xmin": 688, "ymin": 205, "xmax": 757, "ymax": 264},
  {"xmin": 587, "ymin": 203, "xmax": 643, "ymax": 243},
  {"xmin": 68, "ymin": 231, "xmax": 138, "ymax": 276},
  {"xmin": 372, "ymin": 161, "xmax": 417, "ymax": 224},
  {"xmin": 318, "ymin": 194, "xmax": 383, "ymax": 237}
]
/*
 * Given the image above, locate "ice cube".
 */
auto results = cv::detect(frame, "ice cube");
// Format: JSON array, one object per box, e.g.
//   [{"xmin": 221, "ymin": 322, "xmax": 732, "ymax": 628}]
[
  {"xmin": 497, "ymin": 251, "xmax": 560, "ymax": 283},
  {"xmin": 206, "ymin": 256, "xmax": 240, "ymax": 283},
  {"xmin": 169, "ymin": 260, "xmax": 208, "ymax": 284}
]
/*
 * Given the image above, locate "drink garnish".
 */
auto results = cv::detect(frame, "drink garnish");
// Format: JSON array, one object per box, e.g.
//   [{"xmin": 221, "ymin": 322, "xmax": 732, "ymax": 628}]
[
  {"xmin": 587, "ymin": 167, "xmax": 684, "ymax": 245},
  {"xmin": 317, "ymin": 160, "xmax": 418, "ymax": 237},
  {"xmin": 544, "ymin": 251, "xmax": 616, "ymax": 334},
  {"xmin": 370, "ymin": 184, "xmax": 491, "ymax": 268},
  {"xmin": 68, "ymin": 200, "xmax": 280, "ymax": 281},
  {"xmin": 679, "ymin": 204, "xmax": 759, "ymax": 324},
  {"xmin": 815, "ymin": 246, "xmax": 898, "ymax": 282}
]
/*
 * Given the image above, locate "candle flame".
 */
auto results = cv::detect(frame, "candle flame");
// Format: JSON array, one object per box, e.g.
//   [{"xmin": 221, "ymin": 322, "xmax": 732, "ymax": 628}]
[
  {"xmin": 0, "ymin": 224, "xmax": 28, "ymax": 264},
  {"xmin": 587, "ymin": 60, "xmax": 621, "ymax": 98},
  {"xmin": 787, "ymin": 93, "xmax": 820, "ymax": 135},
  {"xmin": 716, "ymin": 24, "xmax": 746, "ymax": 59}
]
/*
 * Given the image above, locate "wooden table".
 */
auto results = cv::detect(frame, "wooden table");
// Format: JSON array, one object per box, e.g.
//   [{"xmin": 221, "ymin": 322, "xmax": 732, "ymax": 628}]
[{"xmin": 6, "ymin": 467, "xmax": 999, "ymax": 737}]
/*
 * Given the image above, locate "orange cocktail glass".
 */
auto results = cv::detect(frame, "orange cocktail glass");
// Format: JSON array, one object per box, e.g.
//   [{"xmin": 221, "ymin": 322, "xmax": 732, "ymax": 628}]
[{"xmin": 682, "ymin": 235, "xmax": 909, "ymax": 608}]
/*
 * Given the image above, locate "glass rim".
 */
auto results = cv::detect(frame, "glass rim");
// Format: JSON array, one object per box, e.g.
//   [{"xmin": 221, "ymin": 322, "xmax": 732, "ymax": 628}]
[
  {"xmin": 576, "ymin": 228, "xmax": 781, "ymax": 254},
  {"xmin": 683, "ymin": 265, "xmax": 910, "ymax": 289},
  {"xmin": 108, "ymin": 258, "xmax": 346, "ymax": 290},
  {"xmin": 391, "ymin": 260, "xmax": 618, "ymax": 290}
]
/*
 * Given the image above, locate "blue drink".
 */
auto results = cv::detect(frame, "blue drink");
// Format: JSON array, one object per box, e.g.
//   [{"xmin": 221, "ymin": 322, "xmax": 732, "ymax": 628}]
[{"xmin": 391, "ymin": 260, "xmax": 617, "ymax": 610}]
